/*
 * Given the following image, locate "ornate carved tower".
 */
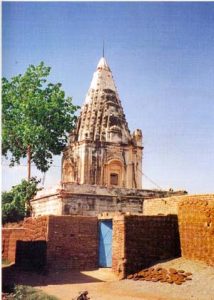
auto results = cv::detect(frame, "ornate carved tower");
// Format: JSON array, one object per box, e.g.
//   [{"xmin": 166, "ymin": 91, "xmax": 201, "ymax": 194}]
[{"xmin": 62, "ymin": 57, "xmax": 143, "ymax": 189}]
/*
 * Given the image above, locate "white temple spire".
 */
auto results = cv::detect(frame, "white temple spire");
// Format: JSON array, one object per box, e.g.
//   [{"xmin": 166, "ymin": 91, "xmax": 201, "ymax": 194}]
[{"xmin": 62, "ymin": 55, "xmax": 143, "ymax": 189}]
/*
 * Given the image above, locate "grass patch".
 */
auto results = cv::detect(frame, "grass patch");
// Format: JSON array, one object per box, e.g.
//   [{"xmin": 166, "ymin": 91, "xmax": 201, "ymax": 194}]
[{"xmin": 4, "ymin": 285, "xmax": 59, "ymax": 300}]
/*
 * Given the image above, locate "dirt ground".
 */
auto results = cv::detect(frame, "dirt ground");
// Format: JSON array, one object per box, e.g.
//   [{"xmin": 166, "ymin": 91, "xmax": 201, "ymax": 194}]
[{"xmin": 3, "ymin": 258, "xmax": 214, "ymax": 300}]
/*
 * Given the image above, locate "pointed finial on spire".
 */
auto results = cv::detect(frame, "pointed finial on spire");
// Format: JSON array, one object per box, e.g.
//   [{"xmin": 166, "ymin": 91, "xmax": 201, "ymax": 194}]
[{"xmin": 103, "ymin": 40, "xmax": 105, "ymax": 58}]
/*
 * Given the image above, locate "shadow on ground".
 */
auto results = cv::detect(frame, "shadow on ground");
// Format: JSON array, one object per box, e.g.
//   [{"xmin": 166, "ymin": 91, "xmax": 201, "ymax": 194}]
[{"xmin": 2, "ymin": 264, "xmax": 103, "ymax": 291}]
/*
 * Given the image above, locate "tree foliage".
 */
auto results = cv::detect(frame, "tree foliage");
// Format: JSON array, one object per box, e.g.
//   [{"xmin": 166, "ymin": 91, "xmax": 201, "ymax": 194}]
[
  {"xmin": 2, "ymin": 62, "xmax": 79, "ymax": 173},
  {"xmin": 2, "ymin": 178, "xmax": 40, "ymax": 224}
]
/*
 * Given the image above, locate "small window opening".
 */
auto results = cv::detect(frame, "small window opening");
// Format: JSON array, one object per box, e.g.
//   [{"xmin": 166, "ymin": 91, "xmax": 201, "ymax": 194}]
[{"xmin": 110, "ymin": 173, "xmax": 119, "ymax": 185}]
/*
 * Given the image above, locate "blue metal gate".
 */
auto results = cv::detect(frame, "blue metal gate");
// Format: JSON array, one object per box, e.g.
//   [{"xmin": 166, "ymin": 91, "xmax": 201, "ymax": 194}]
[{"xmin": 99, "ymin": 220, "xmax": 113, "ymax": 267}]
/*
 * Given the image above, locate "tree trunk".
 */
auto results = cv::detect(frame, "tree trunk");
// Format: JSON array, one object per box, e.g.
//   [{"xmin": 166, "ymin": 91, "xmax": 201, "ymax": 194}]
[
  {"xmin": 27, "ymin": 145, "xmax": 31, "ymax": 181},
  {"xmin": 27, "ymin": 145, "xmax": 33, "ymax": 216}
]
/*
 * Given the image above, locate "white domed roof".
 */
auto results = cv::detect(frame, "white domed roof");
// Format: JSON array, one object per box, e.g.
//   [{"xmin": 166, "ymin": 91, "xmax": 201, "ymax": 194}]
[
  {"xmin": 84, "ymin": 57, "xmax": 117, "ymax": 104},
  {"xmin": 97, "ymin": 57, "xmax": 110, "ymax": 71},
  {"xmin": 75, "ymin": 56, "xmax": 131, "ymax": 143}
]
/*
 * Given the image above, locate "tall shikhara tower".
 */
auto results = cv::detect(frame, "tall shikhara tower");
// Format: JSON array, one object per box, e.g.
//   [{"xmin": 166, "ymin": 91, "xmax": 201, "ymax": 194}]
[{"xmin": 62, "ymin": 57, "xmax": 143, "ymax": 189}]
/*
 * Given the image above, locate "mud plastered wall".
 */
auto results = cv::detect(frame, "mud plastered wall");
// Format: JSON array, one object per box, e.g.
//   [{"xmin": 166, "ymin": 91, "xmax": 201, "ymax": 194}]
[
  {"xmin": 178, "ymin": 195, "xmax": 214, "ymax": 266},
  {"xmin": 47, "ymin": 215, "xmax": 98, "ymax": 270}
]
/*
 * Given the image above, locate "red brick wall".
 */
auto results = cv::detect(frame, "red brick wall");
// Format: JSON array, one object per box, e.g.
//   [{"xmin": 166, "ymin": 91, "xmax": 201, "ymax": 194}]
[
  {"xmin": 178, "ymin": 196, "xmax": 214, "ymax": 266},
  {"xmin": 2, "ymin": 229, "xmax": 12, "ymax": 260},
  {"xmin": 2, "ymin": 216, "xmax": 98, "ymax": 270},
  {"xmin": 112, "ymin": 216, "xmax": 126, "ymax": 279},
  {"xmin": 2, "ymin": 216, "xmax": 48, "ymax": 263},
  {"xmin": 47, "ymin": 215, "xmax": 98, "ymax": 270},
  {"xmin": 112, "ymin": 215, "xmax": 180, "ymax": 278},
  {"xmin": 2, "ymin": 228, "xmax": 26, "ymax": 262},
  {"xmin": 22, "ymin": 216, "xmax": 48, "ymax": 241}
]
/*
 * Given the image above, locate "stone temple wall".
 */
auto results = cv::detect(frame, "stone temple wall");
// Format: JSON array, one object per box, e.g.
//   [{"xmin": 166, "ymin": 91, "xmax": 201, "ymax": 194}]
[{"xmin": 31, "ymin": 183, "xmax": 186, "ymax": 217}]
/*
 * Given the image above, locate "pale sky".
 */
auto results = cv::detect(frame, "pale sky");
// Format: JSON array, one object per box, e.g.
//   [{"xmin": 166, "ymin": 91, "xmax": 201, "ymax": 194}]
[{"xmin": 2, "ymin": 2, "xmax": 214, "ymax": 194}]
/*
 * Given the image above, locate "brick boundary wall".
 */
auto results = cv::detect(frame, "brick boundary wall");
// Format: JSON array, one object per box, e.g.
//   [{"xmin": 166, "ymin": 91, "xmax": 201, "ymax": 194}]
[
  {"xmin": 3, "ymin": 193, "xmax": 213, "ymax": 275},
  {"xmin": 47, "ymin": 216, "xmax": 98, "ymax": 270},
  {"xmin": 124, "ymin": 215, "xmax": 180, "ymax": 276},
  {"xmin": 112, "ymin": 215, "xmax": 126, "ymax": 279},
  {"xmin": 143, "ymin": 194, "xmax": 214, "ymax": 216},
  {"xmin": 143, "ymin": 196, "xmax": 183, "ymax": 216},
  {"xmin": 2, "ymin": 228, "xmax": 26, "ymax": 262},
  {"xmin": 2, "ymin": 216, "xmax": 49, "ymax": 263},
  {"xmin": 112, "ymin": 215, "xmax": 180, "ymax": 279},
  {"xmin": 2, "ymin": 228, "xmax": 12, "ymax": 261},
  {"xmin": 2, "ymin": 215, "xmax": 98, "ymax": 271},
  {"xmin": 178, "ymin": 195, "xmax": 214, "ymax": 266}
]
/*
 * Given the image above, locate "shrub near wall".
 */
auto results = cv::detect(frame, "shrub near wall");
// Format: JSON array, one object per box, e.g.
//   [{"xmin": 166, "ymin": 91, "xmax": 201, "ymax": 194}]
[{"xmin": 178, "ymin": 196, "xmax": 214, "ymax": 266}]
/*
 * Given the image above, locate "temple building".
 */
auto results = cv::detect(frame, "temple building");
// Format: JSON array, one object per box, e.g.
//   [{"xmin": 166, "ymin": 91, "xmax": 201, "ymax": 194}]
[
  {"xmin": 31, "ymin": 56, "xmax": 185, "ymax": 217},
  {"xmin": 62, "ymin": 57, "xmax": 143, "ymax": 189},
  {"xmin": 6, "ymin": 56, "xmax": 208, "ymax": 280}
]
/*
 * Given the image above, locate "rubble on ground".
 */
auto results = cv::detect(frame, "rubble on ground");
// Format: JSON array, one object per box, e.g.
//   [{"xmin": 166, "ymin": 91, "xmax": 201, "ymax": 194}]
[
  {"xmin": 73, "ymin": 290, "xmax": 90, "ymax": 300},
  {"xmin": 127, "ymin": 267, "xmax": 192, "ymax": 285}
]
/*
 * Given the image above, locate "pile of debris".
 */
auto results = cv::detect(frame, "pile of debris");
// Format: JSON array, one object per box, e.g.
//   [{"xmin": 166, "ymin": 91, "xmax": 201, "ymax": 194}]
[
  {"xmin": 127, "ymin": 267, "xmax": 192, "ymax": 285},
  {"xmin": 73, "ymin": 291, "xmax": 90, "ymax": 300}
]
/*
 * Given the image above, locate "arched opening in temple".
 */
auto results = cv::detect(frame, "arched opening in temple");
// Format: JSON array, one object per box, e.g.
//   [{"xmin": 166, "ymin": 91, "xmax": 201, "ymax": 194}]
[
  {"xmin": 62, "ymin": 160, "xmax": 74, "ymax": 183},
  {"xmin": 110, "ymin": 173, "xmax": 119, "ymax": 186},
  {"xmin": 105, "ymin": 159, "xmax": 124, "ymax": 187}
]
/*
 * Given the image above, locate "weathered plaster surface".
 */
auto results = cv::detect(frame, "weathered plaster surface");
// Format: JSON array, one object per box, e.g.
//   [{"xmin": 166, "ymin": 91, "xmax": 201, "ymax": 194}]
[{"xmin": 62, "ymin": 57, "xmax": 143, "ymax": 189}]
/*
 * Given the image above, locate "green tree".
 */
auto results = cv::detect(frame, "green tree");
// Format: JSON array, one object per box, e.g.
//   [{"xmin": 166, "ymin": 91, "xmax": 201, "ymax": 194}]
[
  {"xmin": 2, "ymin": 178, "xmax": 40, "ymax": 224},
  {"xmin": 2, "ymin": 62, "xmax": 79, "ymax": 179}
]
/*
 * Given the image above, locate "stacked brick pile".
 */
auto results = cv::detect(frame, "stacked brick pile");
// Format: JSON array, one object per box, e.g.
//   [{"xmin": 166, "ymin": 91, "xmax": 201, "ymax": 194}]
[
  {"xmin": 47, "ymin": 216, "xmax": 98, "ymax": 270},
  {"xmin": 178, "ymin": 197, "xmax": 214, "ymax": 266},
  {"xmin": 127, "ymin": 267, "xmax": 192, "ymax": 285}
]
